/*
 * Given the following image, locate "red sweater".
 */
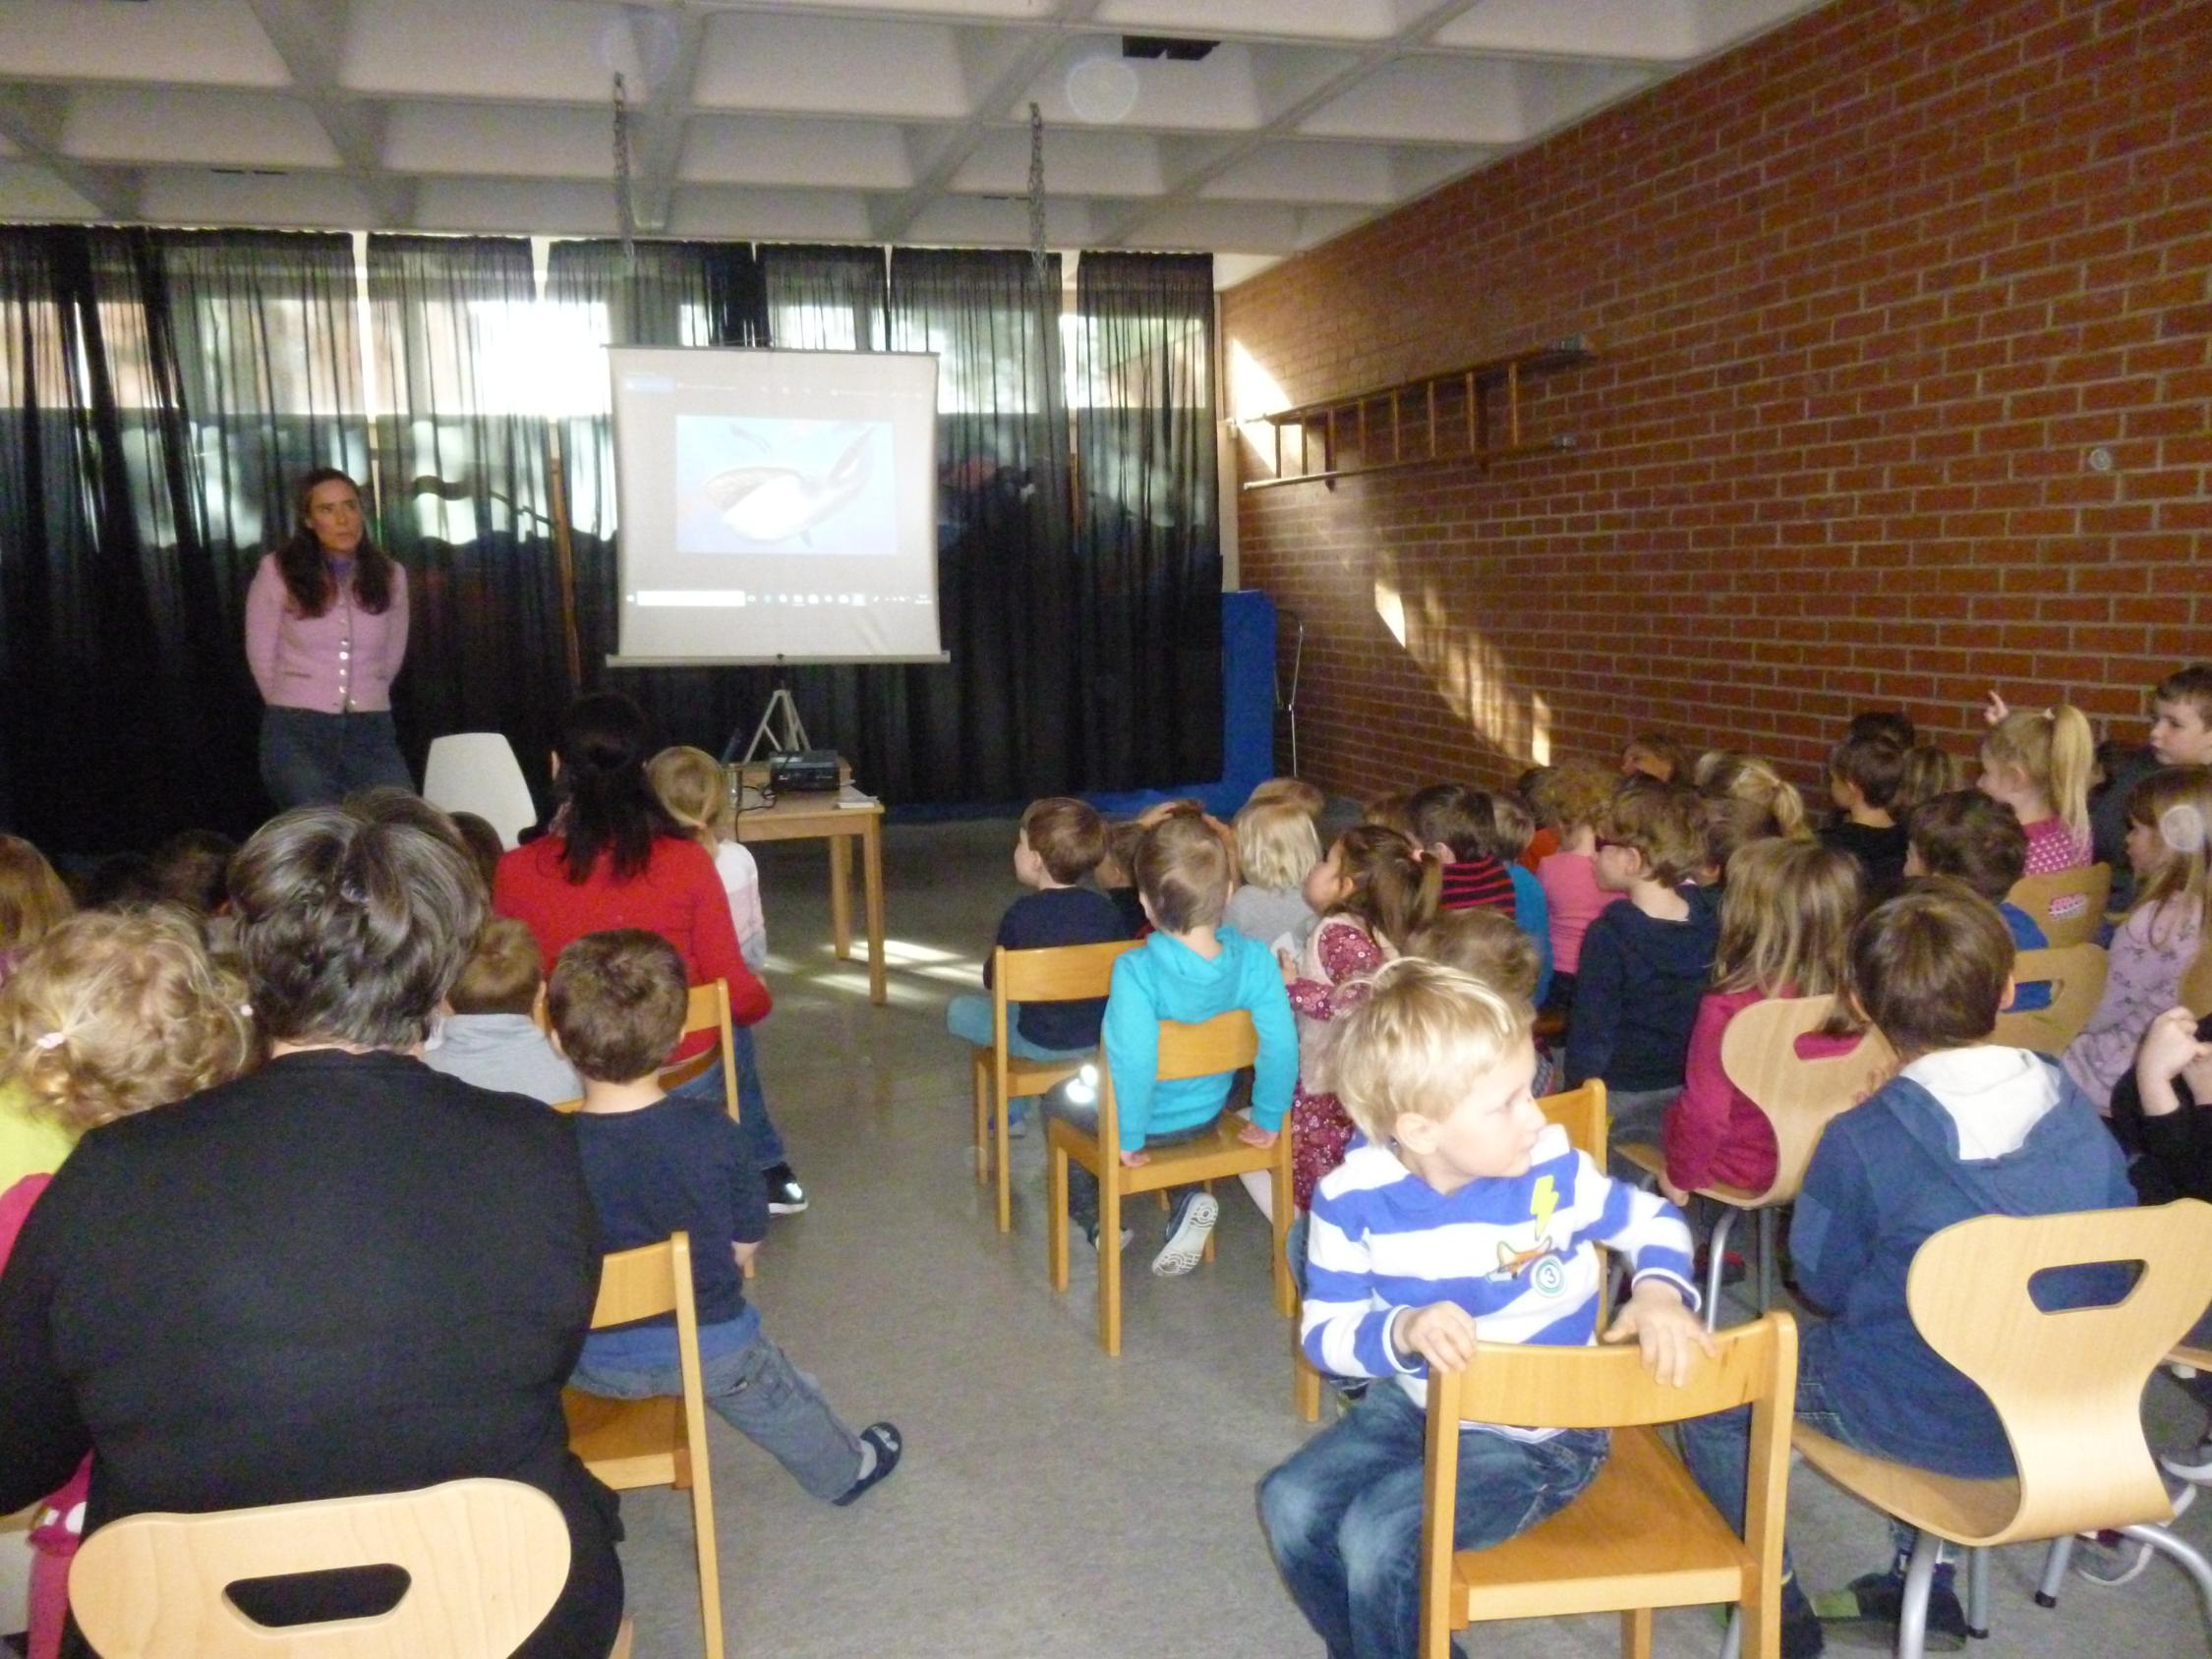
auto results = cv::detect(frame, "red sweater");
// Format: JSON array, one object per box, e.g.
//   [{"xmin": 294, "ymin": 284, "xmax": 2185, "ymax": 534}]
[{"xmin": 494, "ymin": 835, "xmax": 770, "ymax": 1063}]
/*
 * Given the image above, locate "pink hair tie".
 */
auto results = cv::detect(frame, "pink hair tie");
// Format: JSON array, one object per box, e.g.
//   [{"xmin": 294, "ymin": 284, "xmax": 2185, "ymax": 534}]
[{"xmin": 32, "ymin": 1031, "xmax": 65, "ymax": 1051}]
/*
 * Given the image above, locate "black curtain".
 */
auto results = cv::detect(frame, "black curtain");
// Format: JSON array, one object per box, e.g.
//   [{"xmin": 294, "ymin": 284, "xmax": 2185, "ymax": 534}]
[
  {"xmin": 0, "ymin": 227, "xmax": 364, "ymax": 847},
  {"xmin": 765, "ymin": 246, "xmax": 889, "ymax": 353},
  {"xmin": 1074, "ymin": 252, "xmax": 1222, "ymax": 786},
  {"xmin": 366, "ymin": 235, "xmax": 572, "ymax": 802}
]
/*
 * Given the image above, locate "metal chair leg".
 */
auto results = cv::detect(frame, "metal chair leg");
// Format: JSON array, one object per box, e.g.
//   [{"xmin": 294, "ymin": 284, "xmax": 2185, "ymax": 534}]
[
  {"xmin": 1754, "ymin": 1205, "xmax": 1777, "ymax": 1315},
  {"xmin": 1705, "ymin": 1207, "xmax": 1739, "ymax": 1332},
  {"xmin": 2120, "ymin": 1524, "xmax": 2212, "ymax": 1623},
  {"xmin": 1965, "ymin": 1546, "xmax": 1991, "ymax": 1639},
  {"xmin": 1718, "ymin": 1609, "xmax": 1743, "ymax": 1659},
  {"xmin": 2034, "ymin": 1535, "xmax": 2073, "ymax": 1608},
  {"xmin": 1896, "ymin": 1530, "xmax": 1942, "ymax": 1659}
]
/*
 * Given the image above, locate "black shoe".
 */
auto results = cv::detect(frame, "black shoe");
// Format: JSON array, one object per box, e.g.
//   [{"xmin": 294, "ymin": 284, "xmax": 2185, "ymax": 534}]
[
  {"xmin": 1815, "ymin": 1564, "xmax": 1966, "ymax": 1651},
  {"xmin": 1779, "ymin": 1573, "xmax": 1826, "ymax": 1658},
  {"xmin": 833, "ymin": 1422, "xmax": 902, "ymax": 1507},
  {"xmin": 764, "ymin": 1164, "xmax": 808, "ymax": 1215}
]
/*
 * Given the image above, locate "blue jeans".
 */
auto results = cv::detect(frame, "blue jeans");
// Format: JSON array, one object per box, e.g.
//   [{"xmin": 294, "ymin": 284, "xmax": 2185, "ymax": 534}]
[
  {"xmin": 1261, "ymin": 1381, "xmax": 1608, "ymax": 1659},
  {"xmin": 665, "ymin": 1026, "xmax": 787, "ymax": 1172},
  {"xmin": 260, "ymin": 706, "xmax": 412, "ymax": 810},
  {"xmin": 1040, "ymin": 1088, "xmax": 1216, "ymax": 1234},
  {"xmin": 1677, "ymin": 1325, "xmax": 1919, "ymax": 1574},
  {"xmin": 569, "ymin": 1317, "xmax": 861, "ymax": 1502},
  {"xmin": 945, "ymin": 994, "xmax": 1093, "ymax": 1117}
]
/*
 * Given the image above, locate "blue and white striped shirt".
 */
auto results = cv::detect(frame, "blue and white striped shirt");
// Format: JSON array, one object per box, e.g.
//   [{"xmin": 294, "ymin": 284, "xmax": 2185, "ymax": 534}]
[{"xmin": 1303, "ymin": 1124, "xmax": 1698, "ymax": 1435}]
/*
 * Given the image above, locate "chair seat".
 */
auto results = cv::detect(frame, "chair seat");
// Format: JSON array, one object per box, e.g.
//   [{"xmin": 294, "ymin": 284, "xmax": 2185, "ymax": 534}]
[
  {"xmin": 1792, "ymin": 1427, "xmax": 2021, "ymax": 1546},
  {"xmin": 1047, "ymin": 1113, "xmax": 1279, "ymax": 1193},
  {"xmin": 1454, "ymin": 1426, "xmax": 1754, "ymax": 1621},
  {"xmin": 970, "ymin": 1046, "xmax": 1086, "ymax": 1098},
  {"xmin": 1612, "ymin": 1141, "xmax": 1760, "ymax": 1208},
  {"xmin": 564, "ymin": 1389, "xmax": 685, "ymax": 1491}
]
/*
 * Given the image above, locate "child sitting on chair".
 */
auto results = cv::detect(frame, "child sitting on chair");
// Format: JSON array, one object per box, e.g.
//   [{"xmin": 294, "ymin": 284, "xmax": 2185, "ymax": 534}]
[
  {"xmin": 1676, "ymin": 880, "xmax": 2135, "ymax": 1656},
  {"xmin": 945, "ymin": 797, "xmax": 1128, "ymax": 1132},
  {"xmin": 554, "ymin": 929, "xmax": 901, "ymax": 1508},
  {"xmin": 422, "ymin": 918, "xmax": 580, "ymax": 1105},
  {"xmin": 1056, "ymin": 813, "xmax": 1296, "ymax": 1270},
  {"xmin": 1902, "ymin": 790, "xmax": 2050, "ymax": 1011},
  {"xmin": 1259, "ymin": 957, "xmax": 1709, "ymax": 1659}
]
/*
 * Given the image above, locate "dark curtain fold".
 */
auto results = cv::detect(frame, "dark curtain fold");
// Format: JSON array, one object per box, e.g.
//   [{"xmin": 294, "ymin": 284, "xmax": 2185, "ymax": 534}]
[
  {"xmin": 0, "ymin": 226, "xmax": 364, "ymax": 846},
  {"xmin": 764, "ymin": 245, "xmax": 889, "ymax": 353},
  {"xmin": 367, "ymin": 235, "xmax": 570, "ymax": 802},
  {"xmin": 1074, "ymin": 252, "xmax": 1222, "ymax": 786}
]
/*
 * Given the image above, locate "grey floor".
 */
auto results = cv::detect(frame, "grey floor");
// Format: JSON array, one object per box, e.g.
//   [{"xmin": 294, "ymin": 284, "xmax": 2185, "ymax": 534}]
[{"xmin": 612, "ymin": 817, "xmax": 2212, "ymax": 1659}]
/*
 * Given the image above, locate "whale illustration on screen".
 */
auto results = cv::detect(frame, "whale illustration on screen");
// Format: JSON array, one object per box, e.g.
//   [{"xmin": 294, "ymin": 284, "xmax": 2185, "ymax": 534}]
[{"xmin": 700, "ymin": 425, "xmax": 874, "ymax": 543}]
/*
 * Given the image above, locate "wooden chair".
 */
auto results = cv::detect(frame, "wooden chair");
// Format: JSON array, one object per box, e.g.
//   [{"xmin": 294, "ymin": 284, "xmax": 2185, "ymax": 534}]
[
  {"xmin": 68, "ymin": 1477, "xmax": 569, "ymax": 1658},
  {"xmin": 659, "ymin": 980, "xmax": 739, "ymax": 1120},
  {"xmin": 1991, "ymin": 943, "xmax": 2109, "ymax": 1055},
  {"xmin": 2007, "ymin": 862, "xmax": 2114, "ymax": 948},
  {"xmin": 970, "ymin": 939, "xmax": 1140, "ymax": 1233},
  {"xmin": 561, "ymin": 1233, "xmax": 725, "ymax": 1659},
  {"xmin": 1618, "ymin": 995, "xmax": 1895, "ymax": 1327},
  {"xmin": 1793, "ymin": 1200, "xmax": 2212, "ymax": 1656},
  {"xmin": 1046, "ymin": 1007, "xmax": 1293, "ymax": 1355},
  {"xmin": 1296, "ymin": 1080, "xmax": 1610, "ymax": 1422},
  {"xmin": 1421, "ymin": 1312, "xmax": 1799, "ymax": 1659}
]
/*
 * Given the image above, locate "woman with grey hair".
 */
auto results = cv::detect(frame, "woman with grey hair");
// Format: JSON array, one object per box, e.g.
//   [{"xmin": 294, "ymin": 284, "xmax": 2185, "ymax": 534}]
[{"xmin": 0, "ymin": 805, "xmax": 621, "ymax": 1656}]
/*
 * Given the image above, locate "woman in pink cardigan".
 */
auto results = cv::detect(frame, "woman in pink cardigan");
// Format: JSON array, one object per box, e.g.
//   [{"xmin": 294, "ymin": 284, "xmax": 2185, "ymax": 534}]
[{"xmin": 245, "ymin": 469, "xmax": 412, "ymax": 808}]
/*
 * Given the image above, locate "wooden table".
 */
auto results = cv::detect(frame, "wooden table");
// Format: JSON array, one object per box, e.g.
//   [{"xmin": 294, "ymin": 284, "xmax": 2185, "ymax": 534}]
[{"xmin": 733, "ymin": 792, "xmax": 887, "ymax": 1005}]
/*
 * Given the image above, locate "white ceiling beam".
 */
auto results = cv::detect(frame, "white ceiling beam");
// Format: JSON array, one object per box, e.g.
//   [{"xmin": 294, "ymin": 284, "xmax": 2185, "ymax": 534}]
[
  {"xmin": 617, "ymin": 7, "xmax": 708, "ymax": 234},
  {"xmin": 241, "ymin": 0, "xmax": 412, "ymax": 228},
  {"xmin": 0, "ymin": 86, "xmax": 135, "ymax": 219}
]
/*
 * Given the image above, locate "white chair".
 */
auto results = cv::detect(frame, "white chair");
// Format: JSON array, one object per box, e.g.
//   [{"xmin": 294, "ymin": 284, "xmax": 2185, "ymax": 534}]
[{"xmin": 423, "ymin": 732, "xmax": 538, "ymax": 849}]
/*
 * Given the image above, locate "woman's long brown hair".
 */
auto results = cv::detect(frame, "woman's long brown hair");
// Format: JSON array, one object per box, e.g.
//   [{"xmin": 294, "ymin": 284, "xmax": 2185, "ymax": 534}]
[{"xmin": 275, "ymin": 467, "xmax": 394, "ymax": 616}]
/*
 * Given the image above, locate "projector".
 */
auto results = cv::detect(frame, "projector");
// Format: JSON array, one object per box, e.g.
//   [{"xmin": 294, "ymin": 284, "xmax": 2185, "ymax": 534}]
[{"xmin": 768, "ymin": 750, "xmax": 843, "ymax": 793}]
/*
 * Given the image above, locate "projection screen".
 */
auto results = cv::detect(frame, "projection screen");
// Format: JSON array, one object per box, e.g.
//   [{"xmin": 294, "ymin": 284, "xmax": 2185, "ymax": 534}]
[{"xmin": 606, "ymin": 345, "xmax": 946, "ymax": 664}]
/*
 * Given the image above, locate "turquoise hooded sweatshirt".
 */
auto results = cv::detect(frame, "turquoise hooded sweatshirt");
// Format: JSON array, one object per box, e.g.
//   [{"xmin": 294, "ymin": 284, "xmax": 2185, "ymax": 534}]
[{"xmin": 1099, "ymin": 927, "xmax": 1297, "ymax": 1152}]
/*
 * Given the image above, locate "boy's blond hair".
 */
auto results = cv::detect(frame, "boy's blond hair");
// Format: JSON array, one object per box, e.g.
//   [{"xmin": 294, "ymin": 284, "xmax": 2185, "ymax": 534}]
[
  {"xmin": 1246, "ymin": 776, "xmax": 1326, "ymax": 822},
  {"xmin": 1409, "ymin": 909, "xmax": 1540, "ymax": 1003},
  {"xmin": 1234, "ymin": 798, "xmax": 1321, "ymax": 892},
  {"xmin": 1325, "ymin": 957, "xmax": 1533, "ymax": 1141},
  {"xmin": 448, "ymin": 917, "xmax": 546, "ymax": 1016},
  {"xmin": 0, "ymin": 908, "xmax": 257, "ymax": 1134},
  {"xmin": 647, "ymin": 746, "xmax": 733, "ymax": 848},
  {"xmin": 1135, "ymin": 812, "xmax": 1230, "ymax": 932}
]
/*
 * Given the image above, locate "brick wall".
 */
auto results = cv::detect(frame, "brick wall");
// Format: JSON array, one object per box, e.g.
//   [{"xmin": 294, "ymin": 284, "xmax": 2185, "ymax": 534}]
[{"xmin": 1222, "ymin": 0, "xmax": 2210, "ymax": 800}]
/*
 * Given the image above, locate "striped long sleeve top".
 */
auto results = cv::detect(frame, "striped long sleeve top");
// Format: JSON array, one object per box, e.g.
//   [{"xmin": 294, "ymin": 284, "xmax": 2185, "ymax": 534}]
[{"xmin": 1303, "ymin": 1123, "xmax": 1698, "ymax": 1435}]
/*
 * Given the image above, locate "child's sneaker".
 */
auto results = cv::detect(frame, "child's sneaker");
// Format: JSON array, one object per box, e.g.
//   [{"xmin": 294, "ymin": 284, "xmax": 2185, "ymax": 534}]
[
  {"xmin": 1006, "ymin": 1100, "xmax": 1031, "ymax": 1140},
  {"xmin": 1152, "ymin": 1189, "xmax": 1218, "ymax": 1277},
  {"xmin": 1084, "ymin": 1220, "xmax": 1134, "ymax": 1252},
  {"xmin": 763, "ymin": 1164, "xmax": 808, "ymax": 1215},
  {"xmin": 1813, "ymin": 1560, "xmax": 1967, "ymax": 1650},
  {"xmin": 832, "ymin": 1422, "xmax": 902, "ymax": 1507}
]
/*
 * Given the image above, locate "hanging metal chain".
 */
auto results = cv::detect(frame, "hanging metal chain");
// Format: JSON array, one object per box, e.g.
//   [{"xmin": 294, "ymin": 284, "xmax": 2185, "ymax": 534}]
[
  {"xmin": 1026, "ymin": 101, "xmax": 1048, "ymax": 286},
  {"xmin": 612, "ymin": 72, "xmax": 637, "ymax": 263}
]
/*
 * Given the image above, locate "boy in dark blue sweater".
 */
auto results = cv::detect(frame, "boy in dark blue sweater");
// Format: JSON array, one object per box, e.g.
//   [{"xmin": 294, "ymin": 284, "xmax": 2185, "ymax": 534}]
[
  {"xmin": 1678, "ymin": 880, "xmax": 2134, "ymax": 1657},
  {"xmin": 556, "ymin": 930, "xmax": 901, "ymax": 1507},
  {"xmin": 945, "ymin": 797, "xmax": 1129, "ymax": 1130},
  {"xmin": 1563, "ymin": 777, "xmax": 1719, "ymax": 1160}
]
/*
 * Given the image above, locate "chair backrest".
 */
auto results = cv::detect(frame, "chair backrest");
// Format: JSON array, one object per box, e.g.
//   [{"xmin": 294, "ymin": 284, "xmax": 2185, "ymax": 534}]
[
  {"xmin": 994, "ymin": 940, "xmax": 1143, "ymax": 1007},
  {"xmin": 1098, "ymin": 1008, "xmax": 1260, "ymax": 1145},
  {"xmin": 2006, "ymin": 863, "xmax": 2113, "ymax": 949},
  {"xmin": 658, "ymin": 980, "xmax": 737, "ymax": 1118},
  {"xmin": 1537, "ymin": 1079, "xmax": 1606, "ymax": 1167},
  {"xmin": 1990, "ymin": 943, "xmax": 2109, "ymax": 1055},
  {"xmin": 69, "ymin": 1478, "xmax": 568, "ymax": 1658},
  {"xmin": 1905, "ymin": 1198, "xmax": 2212, "ymax": 1543},
  {"xmin": 1718, "ymin": 994, "xmax": 1896, "ymax": 1205},
  {"xmin": 583, "ymin": 1233, "xmax": 724, "ymax": 1658},
  {"xmin": 421, "ymin": 733, "xmax": 538, "ymax": 851},
  {"xmin": 1423, "ymin": 1314, "xmax": 1798, "ymax": 1651}
]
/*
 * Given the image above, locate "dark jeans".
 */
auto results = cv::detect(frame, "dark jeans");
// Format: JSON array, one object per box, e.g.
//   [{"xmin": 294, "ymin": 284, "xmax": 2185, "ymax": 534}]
[
  {"xmin": 260, "ymin": 706, "xmax": 412, "ymax": 810},
  {"xmin": 1676, "ymin": 1326, "xmax": 1920, "ymax": 1575},
  {"xmin": 1260, "ymin": 1381, "xmax": 1608, "ymax": 1659},
  {"xmin": 664, "ymin": 1026, "xmax": 788, "ymax": 1172}
]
